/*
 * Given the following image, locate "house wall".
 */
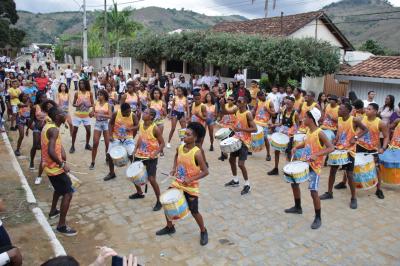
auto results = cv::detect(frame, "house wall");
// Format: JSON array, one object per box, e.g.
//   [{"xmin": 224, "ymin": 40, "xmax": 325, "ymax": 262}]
[
  {"xmin": 349, "ymin": 80, "xmax": 400, "ymax": 106},
  {"xmin": 301, "ymin": 76, "xmax": 325, "ymax": 95}
]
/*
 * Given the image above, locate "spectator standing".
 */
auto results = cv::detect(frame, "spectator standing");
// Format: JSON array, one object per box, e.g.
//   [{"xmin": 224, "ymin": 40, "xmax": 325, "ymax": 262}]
[
  {"xmin": 379, "ymin": 95, "xmax": 395, "ymax": 124},
  {"xmin": 363, "ymin": 90, "xmax": 376, "ymax": 108},
  {"xmin": 35, "ymin": 72, "xmax": 49, "ymax": 91},
  {"xmin": 200, "ymin": 70, "xmax": 212, "ymax": 87},
  {"xmin": 64, "ymin": 65, "xmax": 73, "ymax": 89}
]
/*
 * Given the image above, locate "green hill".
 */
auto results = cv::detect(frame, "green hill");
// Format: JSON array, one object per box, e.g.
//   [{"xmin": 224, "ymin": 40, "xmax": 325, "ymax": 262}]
[{"xmin": 323, "ymin": 0, "xmax": 400, "ymax": 52}]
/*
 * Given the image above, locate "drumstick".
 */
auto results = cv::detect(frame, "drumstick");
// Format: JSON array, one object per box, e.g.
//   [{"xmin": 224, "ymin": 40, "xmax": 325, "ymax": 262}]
[
  {"xmin": 70, "ymin": 170, "xmax": 88, "ymax": 175},
  {"xmin": 66, "ymin": 161, "xmax": 77, "ymax": 167}
]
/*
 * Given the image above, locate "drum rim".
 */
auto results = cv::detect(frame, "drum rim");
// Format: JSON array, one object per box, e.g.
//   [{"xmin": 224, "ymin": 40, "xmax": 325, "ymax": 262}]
[{"xmin": 160, "ymin": 188, "xmax": 182, "ymax": 204}]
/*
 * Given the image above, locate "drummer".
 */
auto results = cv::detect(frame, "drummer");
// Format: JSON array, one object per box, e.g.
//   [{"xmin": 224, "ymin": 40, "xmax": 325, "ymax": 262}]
[
  {"xmin": 321, "ymin": 95, "xmax": 339, "ymax": 134},
  {"xmin": 222, "ymin": 96, "xmax": 257, "ymax": 195},
  {"xmin": 131, "ymin": 108, "xmax": 165, "ymax": 210},
  {"xmin": 268, "ymin": 96, "xmax": 299, "ymax": 176},
  {"xmin": 298, "ymin": 90, "xmax": 319, "ymax": 133},
  {"xmin": 149, "ymin": 88, "xmax": 167, "ymax": 157},
  {"xmin": 289, "ymin": 108, "xmax": 334, "ymax": 229},
  {"xmin": 320, "ymin": 102, "xmax": 368, "ymax": 209},
  {"xmin": 191, "ymin": 91, "xmax": 208, "ymax": 165},
  {"xmin": 390, "ymin": 116, "xmax": 400, "ymax": 148},
  {"xmin": 218, "ymin": 96, "xmax": 238, "ymax": 161},
  {"xmin": 335, "ymin": 103, "xmax": 389, "ymax": 199},
  {"xmin": 253, "ymin": 90, "xmax": 275, "ymax": 161},
  {"xmin": 156, "ymin": 122, "xmax": 209, "ymax": 246},
  {"xmin": 293, "ymin": 88, "xmax": 304, "ymax": 112},
  {"xmin": 104, "ymin": 103, "xmax": 138, "ymax": 181}
]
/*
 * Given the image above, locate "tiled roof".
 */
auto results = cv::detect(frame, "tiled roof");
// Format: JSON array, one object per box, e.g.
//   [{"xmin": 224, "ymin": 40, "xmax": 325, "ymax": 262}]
[
  {"xmin": 338, "ymin": 56, "xmax": 400, "ymax": 79},
  {"xmin": 212, "ymin": 11, "xmax": 353, "ymax": 50}
]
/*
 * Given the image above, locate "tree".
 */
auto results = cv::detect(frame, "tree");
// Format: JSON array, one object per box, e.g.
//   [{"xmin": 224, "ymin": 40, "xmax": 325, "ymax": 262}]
[
  {"xmin": 359, "ymin": 40, "xmax": 386, "ymax": 55},
  {"xmin": 0, "ymin": 0, "xmax": 25, "ymax": 48}
]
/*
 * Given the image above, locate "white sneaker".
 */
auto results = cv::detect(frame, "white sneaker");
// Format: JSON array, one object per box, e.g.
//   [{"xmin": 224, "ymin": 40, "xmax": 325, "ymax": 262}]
[
  {"xmin": 35, "ymin": 176, "xmax": 42, "ymax": 185},
  {"xmin": 166, "ymin": 143, "xmax": 171, "ymax": 149}
]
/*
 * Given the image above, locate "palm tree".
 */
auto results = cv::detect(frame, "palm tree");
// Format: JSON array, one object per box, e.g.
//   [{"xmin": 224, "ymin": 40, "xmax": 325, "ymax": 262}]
[{"xmin": 251, "ymin": 0, "xmax": 277, "ymax": 18}]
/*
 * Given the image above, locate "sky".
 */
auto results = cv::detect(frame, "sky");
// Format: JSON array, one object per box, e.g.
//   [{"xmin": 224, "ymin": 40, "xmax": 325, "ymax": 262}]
[{"xmin": 15, "ymin": 0, "xmax": 400, "ymax": 18}]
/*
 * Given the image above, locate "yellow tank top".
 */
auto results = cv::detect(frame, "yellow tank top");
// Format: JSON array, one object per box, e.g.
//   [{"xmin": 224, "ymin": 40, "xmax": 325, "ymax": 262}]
[
  {"xmin": 233, "ymin": 110, "xmax": 252, "ymax": 147},
  {"xmin": 337, "ymin": 116, "xmax": 356, "ymax": 152},
  {"xmin": 41, "ymin": 123, "xmax": 63, "ymax": 176},
  {"xmin": 75, "ymin": 91, "xmax": 91, "ymax": 118},
  {"xmin": 95, "ymin": 102, "xmax": 109, "ymax": 121},
  {"xmin": 138, "ymin": 90, "xmax": 148, "ymax": 106},
  {"xmin": 390, "ymin": 122, "xmax": 400, "ymax": 148},
  {"xmin": 174, "ymin": 96, "xmax": 186, "ymax": 112},
  {"xmin": 58, "ymin": 92, "xmax": 69, "ymax": 112},
  {"xmin": 113, "ymin": 110, "xmax": 134, "ymax": 139},
  {"xmin": 358, "ymin": 116, "xmax": 380, "ymax": 151},
  {"xmin": 322, "ymin": 104, "xmax": 339, "ymax": 130},
  {"xmin": 294, "ymin": 96, "xmax": 304, "ymax": 111},
  {"xmin": 171, "ymin": 145, "xmax": 201, "ymax": 196},
  {"xmin": 191, "ymin": 103, "xmax": 206, "ymax": 126},
  {"xmin": 299, "ymin": 102, "xmax": 317, "ymax": 133},
  {"xmin": 220, "ymin": 104, "xmax": 236, "ymax": 129},
  {"xmin": 302, "ymin": 128, "xmax": 324, "ymax": 174},
  {"xmin": 135, "ymin": 122, "xmax": 159, "ymax": 158},
  {"xmin": 254, "ymin": 99, "xmax": 271, "ymax": 127}
]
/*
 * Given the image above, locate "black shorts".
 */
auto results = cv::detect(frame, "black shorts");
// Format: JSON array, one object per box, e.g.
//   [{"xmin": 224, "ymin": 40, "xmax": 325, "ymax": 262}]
[
  {"xmin": 340, "ymin": 154, "xmax": 355, "ymax": 172},
  {"xmin": 48, "ymin": 172, "xmax": 74, "ymax": 195},
  {"xmin": 0, "ymin": 225, "xmax": 12, "ymax": 248},
  {"xmin": 230, "ymin": 143, "xmax": 248, "ymax": 161},
  {"xmin": 356, "ymin": 145, "xmax": 379, "ymax": 162},
  {"xmin": 184, "ymin": 192, "xmax": 199, "ymax": 214},
  {"xmin": 172, "ymin": 110, "xmax": 185, "ymax": 120},
  {"xmin": 134, "ymin": 157, "xmax": 158, "ymax": 177}
]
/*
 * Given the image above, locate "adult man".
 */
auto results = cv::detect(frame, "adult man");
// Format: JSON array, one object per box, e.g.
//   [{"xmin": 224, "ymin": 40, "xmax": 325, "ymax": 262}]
[
  {"xmin": 267, "ymin": 85, "xmax": 281, "ymax": 114},
  {"xmin": 233, "ymin": 80, "xmax": 251, "ymax": 103},
  {"xmin": 200, "ymin": 70, "xmax": 212, "ymax": 87},
  {"xmin": 41, "ymin": 103, "xmax": 77, "ymax": 236},
  {"xmin": 320, "ymin": 102, "xmax": 368, "ymax": 209},
  {"xmin": 178, "ymin": 75, "xmax": 190, "ymax": 92},
  {"xmin": 64, "ymin": 65, "xmax": 73, "ymax": 89},
  {"xmin": 363, "ymin": 91, "xmax": 376, "ymax": 108},
  {"xmin": 321, "ymin": 95, "xmax": 339, "ymax": 132},
  {"xmin": 104, "ymin": 103, "xmax": 138, "ymax": 181}
]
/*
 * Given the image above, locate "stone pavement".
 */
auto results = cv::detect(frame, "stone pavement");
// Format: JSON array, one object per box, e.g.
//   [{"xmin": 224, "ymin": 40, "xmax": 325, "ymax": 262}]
[{"xmin": 8, "ymin": 117, "xmax": 400, "ymax": 265}]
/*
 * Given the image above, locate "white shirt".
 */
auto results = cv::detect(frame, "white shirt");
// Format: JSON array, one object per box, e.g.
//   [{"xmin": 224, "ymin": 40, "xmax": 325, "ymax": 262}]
[
  {"xmin": 363, "ymin": 99, "xmax": 376, "ymax": 108},
  {"xmin": 277, "ymin": 92, "xmax": 287, "ymax": 107},
  {"xmin": 64, "ymin": 69, "xmax": 73, "ymax": 78},
  {"xmin": 119, "ymin": 80, "xmax": 126, "ymax": 94},
  {"xmin": 200, "ymin": 75, "xmax": 212, "ymax": 87},
  {"xmin": 59, "ymin": 75, "xmax": 66, "ymax": 83},
  {"xmin": 267, "ymin": 92, "xmax": 280, "ymax": 113},
  {"xmin": 234, "ymin": 73, "xmax": 245, "ymax": 81},
  {"xmin": 133, "ymin": 74, "xmax": 140, "ymax": 80}
]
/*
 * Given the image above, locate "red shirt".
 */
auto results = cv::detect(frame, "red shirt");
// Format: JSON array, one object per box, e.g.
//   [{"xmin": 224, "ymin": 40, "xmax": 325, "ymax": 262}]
[{"xmin": 35, "ymin": 77, "xmax": 49, "ymax": 91}]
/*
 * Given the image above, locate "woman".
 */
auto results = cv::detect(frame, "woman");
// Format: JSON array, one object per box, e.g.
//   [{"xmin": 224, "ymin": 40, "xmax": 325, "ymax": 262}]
[
  {"xmin": 57, "ymin": 83, "xmax": 73, "ymax": 135},
  {"xmin": 379, "ymin": 95, "xmax": 395, "ymax": 124},
  {"xmin": 14, "ymin": 93, "xmax": 31, "ymax": 156},
  {"xmin": 225, "ymin": 81, "xmax": 235, "ymax": 100},
  {"xmin": 166, "ymin": 87, "xmax": 189, "ymax": 148},
  {"xmin": 4, "ymin": 79, "xmax": 12, "ymax": 122},
  {"xmin": 90, "ymin": 90, "xmax": 112, "ymax": 169},
  {"xmin": 120, "ymin": 81, "xmax": 140, "ymax": 116},
  {"xmin": 70, "ymin": 79, "xmax": 94, "ymax": 153},
  {"xmin": 138, "ymin": 83, "xmax": 149, "ymax": 112},
  {"xmin": 150, "ymin": 88, "xmax": 167, "ymax": 157},
  {"xmin": 105, "ymin": 82, "xmax": 118, "ymax": 113},
  {"xmin": 34, "ymin": 71, "xmax": 49, "ymax": 91},
  {"xmin": 317, "ymin": 92, "xmax": 328, "ymax": 114},
  {"xmin": 204, "ymin": 93, "xmax": 217, "ymax": 151}
]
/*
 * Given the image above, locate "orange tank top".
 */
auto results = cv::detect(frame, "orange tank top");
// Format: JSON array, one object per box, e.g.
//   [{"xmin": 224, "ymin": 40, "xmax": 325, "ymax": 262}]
[
  {"xmin": 336, "ymin": 116, "xmax": 356, "ymax": 152},
  {"xmin": 358, "ymin": 116, "xmax": 380, "ymax": 151},
  {"xmin": 220, "ymin": 104, "xmax": 236, "ymax": 129},
  {"xmin": 113, "ymin": 110, "xmax": 134, "ymax": 139},
  {"xmin": 302, "ymin": 128, "xmax": 324, "ymax": 174},
  {"xmin": 95, "ymin": 101, "xmax": 109, "ymax": 121},
  {"xmin": 390, "ymin": 122, "xmax": 400, "ymax": 148},
  {"xmin": 41, "ymin": 123, "xmax": 64, "ymax": 176},
  {"xmin": 299, "ymin": 102, "xmax": 317, "ymax": 133},
  {"xmin": 58, "ymin": 92, "xmax": 69, "ymax": 112},
  {"xmin": 233, "ymin": 110, "xmax": 252, "ymax": 147},
  {"xmin": 150, "ymin": 100, "xmax": 164, "ymax": 120},
  {"xmin": 174, "ymin": 96, "xmax": 186, "ymax": 112},
  {"xmin": 294, "ymin": 96, "xmax": 304, "ymax": 111},
  {"xmin": 135, "ymin": 122, "xmax": 159, "ymax": 158},
  {"xmin": 171, "ymin": 145, "xmax": 201, "ymax": 196},
  {"xmin": 75, "ymin": 91, "xmax": 91, "ymax": 118},
  {"xmin": 254, "ymin": 99, "xmax": 271, "ymax": 127},
  {"xmin": 191, "ymin": 103, "xmax": 206, "ymax": 126},
  {"xmin": 322, "ymin": 104, "xmax": 339, "ymax": 130}
]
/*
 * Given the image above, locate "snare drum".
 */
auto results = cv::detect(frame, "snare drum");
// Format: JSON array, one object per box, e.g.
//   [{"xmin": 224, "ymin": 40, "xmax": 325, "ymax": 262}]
[
  {"xmin": 251, "ymin": 125, "xmax": 265, "ymax": 152},
  {"xmin": 126, "ymin": 161, "xmax": 148, "ymax": 186},
  {"xmin": 160, "ymin": 188, "xmax": 189, "ymax": 221},
  {"xmin": 109, "ymin": 145, "xmax": 128, "ymax": 167},
  {"xmin": 178, "ymin": 128, "xmax": 186, "ymax": 139},
  {"xmin": 293, "ymin": 133, "xmax": 306, "ymax": 147},
  {"xmin": 379, "ymin": 149, "xmax": 400, "ymax": 186},
  {"xmin": 283, "ymin": 161, "xmax": 310, "ymax": 183},
  {"xmin": 215, "ymin": 128, "xmax": 234, "ymax": 140},
  {"xmin": 67, "ymin": 173, "xmax": 82, "ymax": 191},
  {"xmin": 354, "ymin": 153, "xmax": 378, "ymax": 190},
  {"xmin": 270, "ymin": 133, "xmax": 290, "ymax": 152},
  {"xmin": 327, "ymin": 150, "xmax": 350, "ymax": 166},
  {"xmin": 220, "ymin": 137, "xmax": 242, "ymax": 153},
  {"xmin": 323, "ymin": 129, "xmax": 335, "ymax": 143}
]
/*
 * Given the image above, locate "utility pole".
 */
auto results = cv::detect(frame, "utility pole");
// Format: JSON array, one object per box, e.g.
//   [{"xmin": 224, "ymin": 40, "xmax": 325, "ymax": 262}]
[
  {"xmin": 104, "ymin": 0, "xmax": 108, "ymax": 56},
  {"xmin": 83, "ymin": 0, "xmax": 88, "ymax": 66}
]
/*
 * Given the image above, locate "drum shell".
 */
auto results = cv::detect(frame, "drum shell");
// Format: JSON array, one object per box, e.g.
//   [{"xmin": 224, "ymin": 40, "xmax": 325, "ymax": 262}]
[
  {"xmin": 270, "ymin": 133, "xmax": 289, "ymax": 152},
  {"xmin": 109, "ymin": 146, "xmax": 128, "ymax": 167},
  {"xmin": 251, "ymin": 126, "xmax": 265, "ymax": 152},
  {"xmin": 126, "ymin": 162, "xmax": 148, "ymax": 186},
  {"xmin": 67, "ymin": 173, "xmax": 82, "ymax": 191},
  {"xmin": 283, "ymin": 161, "xmax": 309, "ymax": 183},
  {"xmin": 354, "ymin": 154, "xmax": 377, "ymax": 190},
  {"xmin": 215, "ymin": 128, "xmax": 233, "ymax": 140},
  {"xmin": 220, "ymin": 137, "xmax": 242, "ymax": 153},
  {"xmin": 160, "ymin": 189, "xmax": 189, "ymax": 221},
  {"xmin": 327, "ymin": 150, "xmax": 350, "ymax": 166},
  {"xmin": 380, "ymin": 166, "xmax": 400, "ymax": 185}
]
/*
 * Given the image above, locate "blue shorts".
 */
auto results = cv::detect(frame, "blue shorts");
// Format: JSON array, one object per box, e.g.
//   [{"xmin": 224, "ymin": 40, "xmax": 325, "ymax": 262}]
[
  {"xmin": 308, "ymin": 169, "xmax": 320, "ymax": 191},
  {"xmin": 16, "ymin": 115, "xmax": 29, "ymax": 126},
  {"xmin": 206, "ymin": 118, "xmax": 215, "ymax": 126},
  {"xmin": 72, "ymin": 116, "xmax": 91, "ymax": 127},
  {"xmin": 262, "ymin": 126, "xmax": 269, "ymax": 139},
  {"xmin": 94, "ymin": 120, "xmax": 108, "ymax": 131}
]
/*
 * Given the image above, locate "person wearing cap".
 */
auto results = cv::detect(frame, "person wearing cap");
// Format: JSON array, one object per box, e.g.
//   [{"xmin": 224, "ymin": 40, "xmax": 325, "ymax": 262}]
[
  {"xmin": 289, "ymin": 108, "xmax": 334, "ymax": 229},
  {"xmin": 319, "ymin": 102, "xmax": 368, "ymax": 209},
  {"xmin": 321, "ymin": 95, "xmax": 339, "ymax": 133}
]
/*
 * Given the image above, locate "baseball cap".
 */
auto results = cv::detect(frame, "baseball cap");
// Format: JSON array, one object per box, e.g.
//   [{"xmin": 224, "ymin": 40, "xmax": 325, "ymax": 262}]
[{"xmin": 309, "ymin": 107, "xmax": 321, "ymax": 126}]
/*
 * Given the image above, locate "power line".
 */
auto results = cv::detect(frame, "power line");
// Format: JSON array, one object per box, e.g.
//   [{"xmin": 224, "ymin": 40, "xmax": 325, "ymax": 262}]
[{"xmin": 86, "ymin": 0, "xmax": 145, "ymax": 8}]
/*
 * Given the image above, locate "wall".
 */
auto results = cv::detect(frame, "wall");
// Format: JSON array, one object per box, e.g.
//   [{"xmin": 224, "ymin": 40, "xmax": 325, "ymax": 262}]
[
  {"xmin": 349, "ymin": 80, "xmax": 400, "ymax": 106},
  {"xmin": 301, "ymin": 76, "xmax": 324, "ymax": 95}
]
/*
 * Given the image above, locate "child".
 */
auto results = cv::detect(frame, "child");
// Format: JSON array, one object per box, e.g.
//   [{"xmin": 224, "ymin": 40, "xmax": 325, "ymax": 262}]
[
  {"xmin": 289, "ymin": 108, "xmax": 334, "ymax": 229},
  {"xmin": 8, "ymin": 80, "xmax": 21, "ymax": 131},
  {"xmin": 156, "ymin": 122, "xmax": 209, "ymax": 246},
  {"xmin": 149, "ymin": 88, "xmax": 167, "ymax": 157},
  {"xmin": 57, "ymin": 83, "xmax": 73, "ymax": 135},
  {"xmin": 166, "ymin": 87, "xmax": 189, "ymax": 148},
  {"xmin": 14, "ymin": 93, "xmax": 31, "ymax": 156},
  {"xmin": 218, "ymin": 96, "xmax": 238, "ymax": 161},
  {"xmin": 204, "ymin": 93, "xmax": 217, "ymax": 151}
]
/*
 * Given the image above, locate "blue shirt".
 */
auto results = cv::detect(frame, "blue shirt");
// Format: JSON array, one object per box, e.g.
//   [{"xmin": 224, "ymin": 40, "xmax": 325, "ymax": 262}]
[{"xmin": 23, "ymin": 86, "xmax": 38, "ymax": 103}]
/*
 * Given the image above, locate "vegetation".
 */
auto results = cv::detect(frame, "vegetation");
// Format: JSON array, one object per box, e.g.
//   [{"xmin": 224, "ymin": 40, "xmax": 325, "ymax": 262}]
[
  {"xmin": 0, "ymin": 0, "xmax": 25, "ymax": 48},
  {"xmin": 359, "ymin": 39, "xmax": 388, "ymax": 55},
  {"xmin": 121, "ymin": 32, "xmax": 340, "ymax": 84}
]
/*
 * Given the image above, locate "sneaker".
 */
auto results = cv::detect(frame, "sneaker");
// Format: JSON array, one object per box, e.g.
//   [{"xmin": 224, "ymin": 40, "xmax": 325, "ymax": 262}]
[
  {"xmin": 284, "ymin": 206, "xmax": 303, "ymax": 214},
  {"xmin": 56, "ymin": 226, "xmax": 78, "ymax": 237},
  {"xmin": 29, "ymin": 162, "xmax": 35, "ymax": 170},
  {"xmin": 266, "ymin": 155, "xmax": 271, "ymax": 161},
  {"xmin": 89, "ymin": 162, "xmax": 95, "ymax": 170},
  {"xmin": 14, "ymin": 150, "xmax": 21, "ymax": 156},
  {"xmin": 49, "ymin": 210, "xmax": 60, "ymax": 219},
  {"xmin": 156, "ymin": 226, "xmax": 176, "ymax": 236},
  {"xmin": 350, "ymin": 198, "xmax": 358, "ymax": 209},
  {"xmin": 248, "ymin": 151, "xmax": 253, "ymax": 156},
  {"xmin": 375, "ymin": 189, "xmax": 384, "ymax": 199},
  {"xmin": 200, "ymin": 229, "xmax": 208, "ymax": 246},
  {"xmin": 69, "ymin": 147, "xmax": 75, "ymax": 154},
  {"xmin": 209, "ymin": 145, "xmax": 214, "ymax": 151},
  {"xmin": 129, "ymin": 193, "xmax": 145, "ymax": 200},
  {"xmin": 166, "ymin": 143, "xmax": 171, "ymax": 149},
  {"xmin": 153, "ymin": 201, "xmax": 162, "ymax": 211},
  {"xmin": 334, "ymin": 182, "xmax": 347, "ymax": 190},
  {"xmin": 225, "ymin": 179, "xmax": 239, "ymax": 187},
  {"xmin": 311, "ymin": 217, "xmax": 321, "ymax": 230},
  {"xmin": 103, "ymin": 173, "xmax": 116, "ymax": 181},
  {"xmin": 241, "ymin": 185, "xmax": 251, "ymax": 195},
  {"xmin": 34, "ymin": 176, "xmax": 42, "ymax": 185},
  {"xmin": 319, "ymin": 192, "xmax": 333, "ymax": 200},
  {"xmin": 267, "ymin": 168, "xmax": 279, "ymax": 175},
  {"xmin": 85, "ymin": 144, "xmax": 92, "ymax": 151}
]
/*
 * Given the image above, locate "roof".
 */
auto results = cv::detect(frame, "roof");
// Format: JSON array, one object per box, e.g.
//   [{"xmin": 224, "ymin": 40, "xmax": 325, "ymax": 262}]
[
  {"xmin": 335, "ymin": 56, "xmax": 400, "ymax": 84},
  {"xmin": 212, "ymin": 11, "xmax": 353, "ymax": 51}
]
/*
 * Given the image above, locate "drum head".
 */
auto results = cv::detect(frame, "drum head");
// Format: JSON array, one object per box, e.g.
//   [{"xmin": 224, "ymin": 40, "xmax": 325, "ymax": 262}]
[
  {"xmin": 271, "ymin": 133, "xmax": 290, "ymax": 144},
  {"xmin": 160, "ymin": 188, "xmax": 181, "ymax": 204},
  {"xmin": 221, "ymin": 137, "xmax": 238, "ymax": 146},
  {"xmin": 109, "ymin": 145, "xmax": 127, "ymax": 159},
  {"xmin": 283, "ymin": 161, "xmax": 309, "ymax": 174},
  {"xmin": 126, "ymin": 161, "xmax": 144, "ymax": 177},
  {"xmin": 355, "ymin": 153, "xmax": 374, "ymax": 165}
]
